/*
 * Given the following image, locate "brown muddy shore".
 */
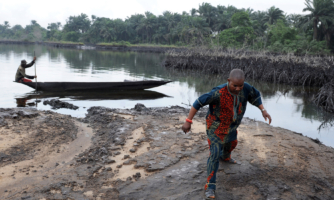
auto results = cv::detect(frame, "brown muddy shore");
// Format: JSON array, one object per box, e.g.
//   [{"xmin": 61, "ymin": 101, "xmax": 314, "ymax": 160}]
[
  {"xmin": 0, "ymin": 106, "xmax": 334, "ymax": 200},
  {"xmin": 0, "ymin": 41, "xmax": 82, "ymax": 49}
]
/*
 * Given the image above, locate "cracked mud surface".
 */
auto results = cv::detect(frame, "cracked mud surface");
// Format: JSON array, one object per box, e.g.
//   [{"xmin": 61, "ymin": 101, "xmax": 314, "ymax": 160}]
[{"xmin": 0, "ymin": 106, "xmax": 334, "ymax": 199}]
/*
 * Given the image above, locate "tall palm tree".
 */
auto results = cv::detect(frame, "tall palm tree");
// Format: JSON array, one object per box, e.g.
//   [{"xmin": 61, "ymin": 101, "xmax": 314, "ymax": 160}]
[
  {"xmin": 213, "ymin": 12, "xmax": 231, "ymax": 32},
  {"xmin": 4, "ymin": 21, "xmax": 10, "ymax": 29},
  {"xmin": 213, "ymin": 5, "xmax": 238, "ymax": 32},
  {"xmin": 31, "ymin": 20, "xmax": 38, "ymax": 26},
  {"xmin": 286, "ymin": 14, "xmax": 302, "ymax": 28},
  {"xmin": 122, "ymin": 20, "xmax": 134, "ymax": 41},
  {"xmin": 136, "ymin": 12, "xmax": 157, "ymax": 43},
  {"xmin": 302, "ymin": 0, "xmax": 334, "ymax": 40},
  {"xmin": 190, "ymin": 8, "xmax": 198, "ymax": 16},
  {"xmin": 240, "ymin": 7, "xmax": 254, "ymax": 16},
  {"xmin": 216, "ymin": 5, "xmax": 225, "ymax": 15},
  {"xmin": 127, "ymin": 14, "xmax": 145, "ymax": 42},
  {"xmin": 263, "ymin": 6, "xmax": 284, "ymax": 25},
  {"xmin": 163, "ymin": 11, "xmax": 178, "ymax": 31},
  {"xmin": 251, "ymin": 11, "xmax": 267, "ymax": 36},
  {"xmin": 197, "ymin": 2, "xmax": 217, "ymax": 29}
]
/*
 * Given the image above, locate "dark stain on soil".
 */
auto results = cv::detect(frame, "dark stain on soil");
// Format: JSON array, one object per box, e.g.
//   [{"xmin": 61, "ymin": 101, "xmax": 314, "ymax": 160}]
[{"xmin": 1, "ymin": 106, "xmax": 334, "ymax": 199}]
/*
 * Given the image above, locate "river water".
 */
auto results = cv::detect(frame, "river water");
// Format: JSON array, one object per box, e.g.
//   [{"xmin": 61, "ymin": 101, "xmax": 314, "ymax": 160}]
[{"xmin": 1, "ymin": 44, "xmax": 333, "ymax": 147}]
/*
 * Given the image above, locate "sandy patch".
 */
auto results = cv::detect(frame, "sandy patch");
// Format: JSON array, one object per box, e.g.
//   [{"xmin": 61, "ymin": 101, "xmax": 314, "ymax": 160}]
[
  {"xmin": 0, "ymin": 120, "xmax": 94, "ymax": 192},
  {"xmin": 116, "ymin": 114, "xmax": 134, "ymax": 120},
  {"xmin": 84, "ymin": 190, "xmax": 94, "ymax": 197}
]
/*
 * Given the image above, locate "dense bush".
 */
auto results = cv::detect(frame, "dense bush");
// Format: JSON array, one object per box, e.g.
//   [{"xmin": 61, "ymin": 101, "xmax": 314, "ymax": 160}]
[
  {"xmin": 219, "ymin": 12, "xmax": 255, "ymax": 47},
  {"xmin": 0, "ymin": 0, "xmax": 334, "ymax": 54}
]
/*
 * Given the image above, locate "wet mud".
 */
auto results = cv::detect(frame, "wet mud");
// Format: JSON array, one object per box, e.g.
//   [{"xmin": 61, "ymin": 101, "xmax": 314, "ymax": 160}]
[
  {"xmin": 43, "ymin": 99, "xmax": 79, "ymax": 110},
  {"xmin": 1, "ymin": 106, "xmax": 334, "ymax": 199}
]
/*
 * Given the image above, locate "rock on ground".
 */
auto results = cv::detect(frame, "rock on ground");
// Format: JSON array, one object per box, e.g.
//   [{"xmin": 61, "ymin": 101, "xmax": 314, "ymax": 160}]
[{"xmin": 43, "ymin": 99, "xmax": 79, "ymax": 110}]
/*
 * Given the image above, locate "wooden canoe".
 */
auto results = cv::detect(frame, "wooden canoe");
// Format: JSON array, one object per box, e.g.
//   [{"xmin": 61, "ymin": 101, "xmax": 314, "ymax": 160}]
[{"xmin": 19, "ymin": 80, "xmax": 172, "ymax": 91}]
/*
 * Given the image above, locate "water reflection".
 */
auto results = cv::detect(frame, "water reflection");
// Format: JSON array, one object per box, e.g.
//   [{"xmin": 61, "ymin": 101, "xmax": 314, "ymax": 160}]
[
  {"xmin": 0, "ymin": 44, "xmax": 166, "ymax": 78},
  {"xmin": 18, "ymin": 90, "xmax": 169, "ymax": 101},
  {"xmin": 165, "ymin": 70, "xmax": 333, "ymax": 131},
  {"xmin": 15, "ymin": 98, "xmax": 37, "ymax": 107}
]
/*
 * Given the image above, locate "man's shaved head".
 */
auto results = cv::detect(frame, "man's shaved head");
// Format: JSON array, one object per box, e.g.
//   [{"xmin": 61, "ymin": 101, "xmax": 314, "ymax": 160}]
[
  {"xmin": 228, "ymin": 69, "xmax": 245, "ymax": 95},
  {"xmin": 229, "ymin": 69, "xmax": 245, "ymax": 80}
]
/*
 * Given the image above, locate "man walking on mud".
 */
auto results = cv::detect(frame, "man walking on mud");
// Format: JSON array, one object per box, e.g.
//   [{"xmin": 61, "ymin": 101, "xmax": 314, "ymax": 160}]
[
  {"xmin": 15, "ymin": 57, "xmax": 37, "ymax": 82},
  {"xmin": 182, "ymin": 69, "xmax": 272, "ymax": 199}
]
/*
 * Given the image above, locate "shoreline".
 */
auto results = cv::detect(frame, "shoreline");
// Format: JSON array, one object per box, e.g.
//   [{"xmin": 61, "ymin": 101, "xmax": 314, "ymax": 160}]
[
  {"xmin": 0, "ymin": 40, "xmax": 82, "ymax": 48},
  {"xmin": 164, "ymin": 48, "xmax": 334, "ymax": 113},
  {"xmin": 1, "ymin": 106, "xmax": 333, "ymax": 199},
  {"xmin": 0, "ymin": 40, "xmax": 187, "ymax": 53}
]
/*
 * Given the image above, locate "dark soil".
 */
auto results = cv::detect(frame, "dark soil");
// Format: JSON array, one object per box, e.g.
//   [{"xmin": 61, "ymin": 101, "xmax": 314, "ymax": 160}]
[
  {"xmin": 43, "ymin": 99, "xmax": 79, "ymax": 110},
  {"xmin": 1, "ymin": 105, "xmax": 334, "ymax": 200}
]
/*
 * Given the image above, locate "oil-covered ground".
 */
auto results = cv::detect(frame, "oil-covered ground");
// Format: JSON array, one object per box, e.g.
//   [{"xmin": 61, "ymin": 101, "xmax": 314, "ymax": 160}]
[{"xmin": 0, "ymin": 106, "xmax": 334, "ymax": 200}]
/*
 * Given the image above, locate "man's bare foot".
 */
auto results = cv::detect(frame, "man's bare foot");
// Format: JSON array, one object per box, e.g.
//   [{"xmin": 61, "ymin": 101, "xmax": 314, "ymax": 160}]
[{"xmin": 223, "ymin": 158, "xmax": 238, "ymax": 164}]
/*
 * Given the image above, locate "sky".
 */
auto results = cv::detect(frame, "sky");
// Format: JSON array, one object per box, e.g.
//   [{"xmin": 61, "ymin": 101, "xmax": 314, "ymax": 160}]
[{"xmin": 0, "ymin": 0, "xmax": 307, "ymax": 28}]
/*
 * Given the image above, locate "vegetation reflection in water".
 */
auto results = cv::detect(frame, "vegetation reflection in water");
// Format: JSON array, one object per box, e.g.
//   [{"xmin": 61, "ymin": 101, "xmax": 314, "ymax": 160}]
[
  {"xmin": 1, "ymin": 44, "xmax": 333, "ymax": 146},
  {"xmin": 166, "ymin": 69, "xmax": 334, "ymax": 133}
]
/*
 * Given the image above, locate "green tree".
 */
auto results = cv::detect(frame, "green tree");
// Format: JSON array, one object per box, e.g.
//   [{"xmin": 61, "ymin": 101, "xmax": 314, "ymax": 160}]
[
  {"xmin": 250, "ymin": 11, "xmax": 267, "ymax": 36},
  {"xmin": 126, "ymin": 14, "xmax": 145, "ymax": 43},
  {"xmin": 190, "ymin": 8, "xmax": 198, "ymax": 16},
  {"xmin": 63, "ymin": 13, "xmax": 91, "ymax": 33},
  {"xmin": 31, "ymin": 20, "xmax": 38, "ymax": 26},
  {"xmin": 302, "ymin": 0, "xmax": 334, "ymax": 41},
  {"xmin": 267, "ymin": 19, "xmax": 330, "ymax": 54},
  {"xmin": 286, "ymin": 14, "xmax": 302, "ymax": 28},
  {"xmin": 197, "ymin": 2, "xmax": 217, "ymax": 29},
  {"xmin": 4, "ymin": 21, "xmax": 10, "ymax": 29},
  {"xmin": 231, "ymin": 11, "xmax": 252, "ymax": 27},
  {"xmin": 268, "ymin": 20, "xmax": 298, "ymax": 45},
  {"xmin": 46, "ymin": 22, "xmax": 62, "ymax": 41},
  {"xmin": 219, "ymin": 12, "xmax": 255, "ymax": 47},
  {"xmin": 213, "ymin": 5, "xmax": 238, "ymax": 32},
  {"xmin": 263, "ymin": 6, "xmax": 284, "ymax": 25},
  {"xmin": 136, "ymin": 12, "xmax": 157, "ymax": 43},
  {"xmin": 47, "ymin": 22, "xmax": 61, "ymax": 30},
  {"xmin": 0, "ymin": 21, "xmax": 11, "ymax": 38},
  {"xmin": 62, "ymin": 31, "xmax": 80, "ymax": 42}
]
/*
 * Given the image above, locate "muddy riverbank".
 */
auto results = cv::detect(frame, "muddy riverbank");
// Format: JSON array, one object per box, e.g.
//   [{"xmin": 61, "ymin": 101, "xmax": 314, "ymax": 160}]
[
  {"xmin": 1, "ymin": 106, "xmax": 334, "ymax": 199},
  {"xmin": 0, "ymin": 40, "xmax": 185, "ymax": 53},
  {"xmin": 164, "ymin": 48, "xmax": 334, "ymax": 113},
  {"xmin": 0, "ymin": 40, "xmax": 82, "ymax": 48}
]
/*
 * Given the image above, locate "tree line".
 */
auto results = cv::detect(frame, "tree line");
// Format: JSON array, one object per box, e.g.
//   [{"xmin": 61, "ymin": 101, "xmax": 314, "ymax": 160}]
[{"xmin": 0, "ymin": 0, "xmax": 334, "ymax": 54}]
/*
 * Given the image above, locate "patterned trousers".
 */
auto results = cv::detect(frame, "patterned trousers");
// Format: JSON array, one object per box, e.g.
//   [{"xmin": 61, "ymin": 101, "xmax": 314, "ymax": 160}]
[{"xmin": 205, "ymin": 130, "xmax": 238, "ymax": 190}]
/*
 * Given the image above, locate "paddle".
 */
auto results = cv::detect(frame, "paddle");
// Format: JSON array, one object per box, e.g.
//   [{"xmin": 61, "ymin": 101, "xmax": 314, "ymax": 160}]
[{"xmin": 34, "ymin": 51, "xmax": 37, "ymax": 91}]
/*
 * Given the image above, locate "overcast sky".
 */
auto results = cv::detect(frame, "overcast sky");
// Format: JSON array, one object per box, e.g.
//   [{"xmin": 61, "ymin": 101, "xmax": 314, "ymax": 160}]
[{"xmin": 0, "ymin": 0, "xmax": 307, "ymax": 28}]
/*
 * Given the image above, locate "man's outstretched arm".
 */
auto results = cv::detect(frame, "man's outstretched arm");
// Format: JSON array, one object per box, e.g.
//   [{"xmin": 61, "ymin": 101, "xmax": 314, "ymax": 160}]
[
  {"xmin": 22, "ymin": 57, "xmax": 36, "ymax": 68},
  {"xmin": 246, "ymin": 83, "xmax": 272, "ymax": 125},
  {"xmin": 258, "ymin": 104, "xmax": 272, "ymax": 125},
  {"xmin": 182, "ymin": 106, "xmax": 198, "ymax": 134},
  {"xmin": 181, "ymin": 86, "xmax": 221, "ymax": 134}
]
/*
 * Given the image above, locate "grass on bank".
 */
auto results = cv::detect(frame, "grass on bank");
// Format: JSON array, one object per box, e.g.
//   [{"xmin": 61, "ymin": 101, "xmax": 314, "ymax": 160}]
[
  {"xmin": 0, "ymin": 39, "xmax": 84, "ymax": 45},
  {"xmin": 96, "ymin": 41, "xmax": 181, "ymax": 48},
  {"xmin": 44, "ymin": 41, "xmax": 84, "ymax": 45}
]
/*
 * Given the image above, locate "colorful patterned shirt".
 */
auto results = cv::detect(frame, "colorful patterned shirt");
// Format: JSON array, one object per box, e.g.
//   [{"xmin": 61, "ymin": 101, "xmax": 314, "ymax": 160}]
[{"xmin": 193, "ymin": 82, "xmax": 262, "ymax": 143}]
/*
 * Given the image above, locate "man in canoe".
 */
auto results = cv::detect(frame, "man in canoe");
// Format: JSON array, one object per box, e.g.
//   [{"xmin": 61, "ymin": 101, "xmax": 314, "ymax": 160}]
[
  {"xmin": 15, "ymin": 57, "xmax": 37, "ymax": 82},
  {"xmin": 182, "ymin": 69, "xmax": 272, "ymax": 199}
]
